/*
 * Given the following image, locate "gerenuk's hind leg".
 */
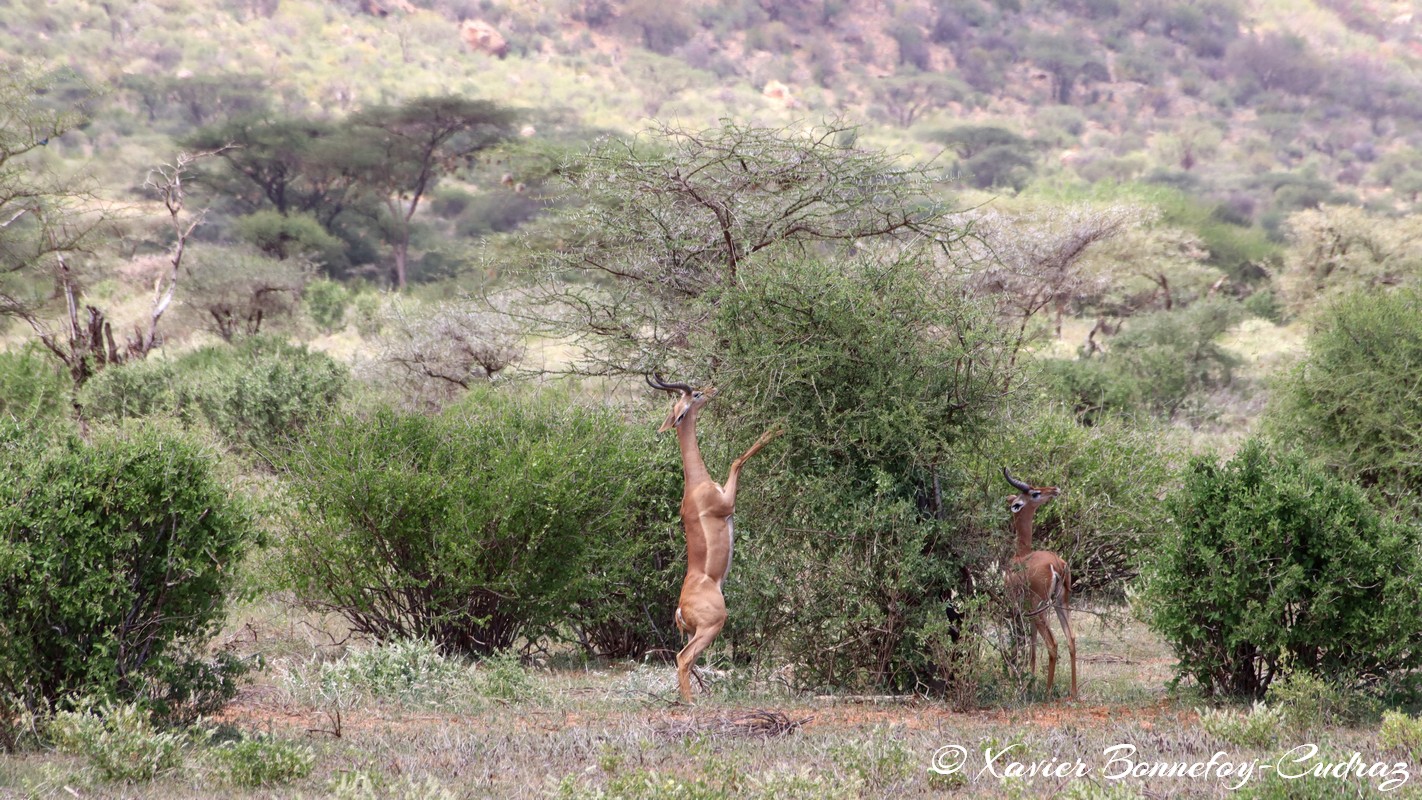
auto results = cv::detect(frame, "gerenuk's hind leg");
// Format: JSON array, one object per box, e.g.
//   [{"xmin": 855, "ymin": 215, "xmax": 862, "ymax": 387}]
[
  {"xmin": 1056, "ymin": 587, "xmax": 1078, "ymax": 699},
  {"xmin": 1032, "ymin": 614, "xmax": 1059, "ymax": 695},
  {"xmin": 675, "ymin": 618, "xmax": 725, "ymax": 703}
]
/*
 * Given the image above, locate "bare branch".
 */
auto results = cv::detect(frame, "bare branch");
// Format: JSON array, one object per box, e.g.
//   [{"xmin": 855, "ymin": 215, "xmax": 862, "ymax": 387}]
[
  {"xmin": 370, "ymin": 294, "xmax": 525, "ymax": 411},
  {"xmin": 132, "ymin": 147, "xmax": 231, "ymax": 356},
  {"xmin": 514, "ymin": 121, "xmax": 965, "ymax": 374}
]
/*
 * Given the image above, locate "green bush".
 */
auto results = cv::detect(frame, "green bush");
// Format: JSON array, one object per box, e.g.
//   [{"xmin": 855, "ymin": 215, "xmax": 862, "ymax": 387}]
[
  {"xmin": 476, "ymin": 650, "xmax": 539, "ymax": 702},
  {"xmin": 276, "ymin": 387, "xmax": 681, "ymax": 658},
  {"xmin": 1266, "ymin": 288, "xmax": 1422, "ymax": 508},
  {"xmin": 1264, "ymin": 671, "xmax": 1373, "ymax": 730},
  {"xmin": 182, "ymin": 245, "xmax": 310, "ymax": 341},
  {"xmin": 1036, "ymin": 357, "xmax": 1141, "ymax": 425},
  {"xmin": 1104, "ymin": 299, "xmax": 1243, "ymax": 420},
  {"xmin": 957, "ymin": 407, "xmax": 1178, "ymax": 600},
  {"xmin": 188, "ymin": 336, "xmax": 347, "ymax": 454},
  {"xmin": 701, "ymin": 255, "xmax": 1017, "ymax": 692},
  {"xmin": 1380, "ymin": 711, "xmax": 1422, "ymax": 762},
  {"xmin": 49, "ymin": 700, "xmax": 188, "ymax": 782},
  {"xmin": 0, "ymin": 422, "xmax": 254, "ymax": 719},
  {"xmin": 1241, "ymin": 288, "xmax": 1282, "ymax": 323},
  {"xmin": 76, "ymin": 357, "xmax": 181, "ymax": 422},
  {"xmin": 213, "ymin": 734, "xmax": 316, "ymax": 787},
  {"xmin": 1038, "ymin": 301, "xmax": 1245, "ymax": 423},
  {"xmin": 302, "ymin": 639, "xmax": 470, "ymax": 705},
  {"xmin": 352, "ymin": 292, "xmax": 383, "ymax": 337},
  {"xmin": 79, "ymin": 335, "xmax": 348, "ymax": 457},
  {"xmin": 1197, "ymin": 701, "xmax": 1283, "ymax": 747},
  {"xmin": 305, "ymin": 278, "xmax": 351, "ymax": 332},
  {"xmin": 234, "ymin": 209, "xmax": 345, "ymax": 266},
  {"xmin": 0, "ymin": 344, "xmax": 68, "ymax": 423},
  {"xmin": 1143, "ymin": 439, "xmax": 1422, "ymax": 698}
]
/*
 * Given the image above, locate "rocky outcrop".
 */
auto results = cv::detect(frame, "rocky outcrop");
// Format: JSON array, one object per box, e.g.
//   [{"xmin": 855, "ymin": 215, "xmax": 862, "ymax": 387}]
[
  {"xmin": 762, "ymin": 80, "xmax": 798, "ymax": 109},
  {"xmin": 460, "ymin": 19, "xmax": 508, "ymax": 59}
]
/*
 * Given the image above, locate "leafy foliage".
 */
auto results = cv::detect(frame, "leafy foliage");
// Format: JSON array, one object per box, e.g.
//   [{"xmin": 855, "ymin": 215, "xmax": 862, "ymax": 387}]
[
  {"xmin": 276, "ymin": 388, "xmax": 681, "ymax": 658},
  {"xmin": 184, "ymin": 115, "xmax": 355, "ymax": 222},
  {"xmin": 1264, "ymin": 671, "xmax": 1375, "ymax": 730},
  {"xmin": 0, "ymin": 423, "xmax": 254, "ymax": 719},
  {"xmin": 1040, "ymin": 299, "xmax": 1243, "ymax": 423},
  {"xmin": 1278, "ymin": 205, "xmax": 1422, "ymax": 314},
  {"xmin": 305, "ymin": 277, "xmax": 351, "ymax": 332},
  {"xmin": 1036, "ymin": 357, "xmax": 1140, "ymax": 424},
  {"xmin": 700, "ymin": 254, "xmax": 1016, "ymax": 691},
  {"xmin": 343, "ymin": 96, "xmax": 516, "ymax": 287},
  {"xmin": 960, "ymin": 407, "xmax": 1178, "ymax": 600},
  {"xmin": 0, "ymin": 342, "xmax": 68, "ymax": 423},
  {"xmin": 49, "ymin": 700, "xmax": 189, "ymax": 782},
  {"xmin": 78, "ymin": 335, "xmax": 348, "ymax": 456},
  {"xmin": 1197, "ymin": 702, "xmax": 1283, "ymax": 748},
  {"xmin": 186, "ymin": 98, "xmax": 516, "ymax": 286},
  {"xmin": 234, "ymin": 209, "xmax": 346, "ymax": 265},
  {"xmin": 872, "ymin": 71, "xmax": 966, "ymax": 127},
  {"xmin": 1024, "ymin": 32, "xmax": 1110, "ymax": 104},
  {"xmin": 181, "ymin": 244, "xmax": 311, "ymax": 341},
  {"xmin": 1266, "ymin": 288, "xmax": 1422, "ymax": 507},
  {"xmin": 297, "ymin": 639, "xmax": 471, "ymax": 706},
  {"xmin": 1099, "ymin": 299, "xmax": 1243, "ymax": 419},
  {"xmin": 523, "ymin": 121, "xmax": 967, "ymax": 374},
  {"xmin": 213, "ymin": 734, "xmax": 316, "ymax": 788},
  {"xmin": 1380, "ymin": 712, "xmax": 1422, "ymax": 763},
  {"xmin": 1143, "ymin": 440, "xmax": 1422, "ymax": 698}
]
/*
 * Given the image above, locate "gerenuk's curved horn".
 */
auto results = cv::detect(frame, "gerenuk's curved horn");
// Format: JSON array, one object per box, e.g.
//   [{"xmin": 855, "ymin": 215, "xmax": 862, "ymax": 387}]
[
  {"xmin": 1003, "ymin": 467, "xmax": 1033, "ymax": 493},
  {"xmin": 646, "ymin": 373, "xmax": 694, "ymax": 394}
]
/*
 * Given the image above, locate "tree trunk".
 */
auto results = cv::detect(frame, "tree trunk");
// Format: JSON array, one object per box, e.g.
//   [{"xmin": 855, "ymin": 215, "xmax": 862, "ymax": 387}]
[{"xmin": 392, "ymin": 243, "xmax": 408, "ymax": 290}]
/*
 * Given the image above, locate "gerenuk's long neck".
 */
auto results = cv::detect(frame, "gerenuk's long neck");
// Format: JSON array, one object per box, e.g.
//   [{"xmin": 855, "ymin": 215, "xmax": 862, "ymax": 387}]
[
  {"xmin": 1012, "ymin": 506, "xmax": 1037, "ymax": 559},
  {"xmin": 675, "ymin": 404, "xmax": 712, "ymax": 488}
]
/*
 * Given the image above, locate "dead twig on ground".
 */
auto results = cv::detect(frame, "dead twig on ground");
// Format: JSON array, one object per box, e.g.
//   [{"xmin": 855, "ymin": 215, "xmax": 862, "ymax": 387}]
[{"xmin": 654, "ymin": 709, "xmax": 812, "ymax": 740}]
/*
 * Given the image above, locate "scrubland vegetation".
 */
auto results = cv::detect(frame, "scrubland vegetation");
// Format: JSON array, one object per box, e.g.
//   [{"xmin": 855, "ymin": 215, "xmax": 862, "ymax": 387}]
[{"xmin": 5, "ymin": 0, "xmax": 1422, "ymax": 797}]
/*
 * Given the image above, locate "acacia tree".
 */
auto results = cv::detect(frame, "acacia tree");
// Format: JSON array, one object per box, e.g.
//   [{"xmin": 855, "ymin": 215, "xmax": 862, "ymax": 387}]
[
  {"xmin": 1, "ymin": 68, "xmax": 217, "ymax": 407},
  {"xmin": 923, "ymin": 125, "xmax": 1040, "ymax": 190},
  {"xmin": 345, "ymin": 97, "xmax": 515, "ymax": 289},
  {"xmin": 0, "ymin": 67, "xmax": 103, "ymax": 317},
  {"xmin": 373, "ymin": 295, "xmax": 524, "ymax": 411},
  {"xmin": 1024, "ymin": 33, "xmax": 1110, "ymax": 104},
  {"xmin": 952, "ymin": 201, "xmax": 1142, "ymax": 354},
  {"xmin": 184, "ymin": 116, "xmax": 355, "ymax": 222},
  {"xmin": 874, "ymin": 71, "xmax": 965, "ymax": 127},
  {"xmin": 1279, "ymin": 204, "xmax": 1422, "ymax": 314},
  {"xmin": 512, "ymin": 123, "xmax": 1026, "ymax": 692},
  {"xmin": 0, "ymin": 67, "xmax": 116, "ymax": 397},
  {"xmin": 521, "ymin": 120, "xmax": 971, "ymax": 375}
]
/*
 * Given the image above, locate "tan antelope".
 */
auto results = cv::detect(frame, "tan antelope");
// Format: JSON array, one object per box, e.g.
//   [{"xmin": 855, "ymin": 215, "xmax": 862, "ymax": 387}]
[
  {"xmin": 1003, "ymin": 467, "xmax": 1077, "ymax": 698},
  {"xmin": 647, "ymin": 374, "xmax": 781, "ymax": 703}
]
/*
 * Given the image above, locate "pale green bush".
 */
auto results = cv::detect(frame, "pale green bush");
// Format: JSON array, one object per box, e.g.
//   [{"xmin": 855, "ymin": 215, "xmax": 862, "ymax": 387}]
[
  {"xmin": 1198, "ymin": 702, "xmax": 1284, "ymax": 748},
  {"xmin": 49, "ymin": 700, "xmax": 188, "ymax": 782},
  {"xmin": 1380, "ymin": 712, "xmax": 1422, "ymax": 762},
  {"xmin": 212, "ymin": 734, "xmax": 316, "ymax": 787}
]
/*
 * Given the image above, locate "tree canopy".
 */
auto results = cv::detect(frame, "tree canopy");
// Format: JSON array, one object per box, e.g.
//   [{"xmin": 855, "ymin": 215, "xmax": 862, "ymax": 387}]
[{"xmin": 521, "ymin": 120, "xmax": 969, "ymax": 375}]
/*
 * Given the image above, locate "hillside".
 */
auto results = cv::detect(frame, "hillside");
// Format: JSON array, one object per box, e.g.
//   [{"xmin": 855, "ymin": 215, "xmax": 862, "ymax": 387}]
[{"xmin": 5, "ymin": 0, "xmax": 1422, "ymax": 220}]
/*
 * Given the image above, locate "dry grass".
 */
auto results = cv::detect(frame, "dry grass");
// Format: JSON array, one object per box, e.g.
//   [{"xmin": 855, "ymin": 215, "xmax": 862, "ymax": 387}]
[{"xmin": 1, "ymin": 602, "xmax": 1412, "ymax": 799}]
